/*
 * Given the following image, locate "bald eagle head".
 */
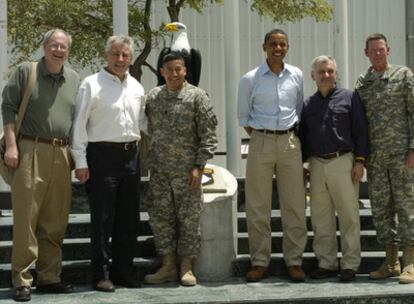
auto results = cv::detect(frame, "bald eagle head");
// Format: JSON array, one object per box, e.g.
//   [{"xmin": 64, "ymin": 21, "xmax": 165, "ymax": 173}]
[{"xmin": 164, "ymin": 22, "xmax": 191, "ymax": 53}]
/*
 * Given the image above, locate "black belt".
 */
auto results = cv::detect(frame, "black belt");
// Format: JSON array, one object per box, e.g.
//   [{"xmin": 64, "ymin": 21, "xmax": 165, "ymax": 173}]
[
  {"xmin": 93, "ymin": 141, "xmax": 137, "ymax": 151},
  {"xmin": 316, "ymin": 150, "xmax": 351, "ymax": 160},
  {"xmin": 21, "ymin": 134, "xmax": 69, "ymax": 146},
  {"xmin": 255, "ymin": 125, "xmax": 296, "ymax": 135}
]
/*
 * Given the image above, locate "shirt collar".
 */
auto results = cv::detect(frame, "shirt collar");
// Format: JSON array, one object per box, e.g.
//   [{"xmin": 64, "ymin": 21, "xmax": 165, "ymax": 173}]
[
  {"xmin": 161, "ymin": 81, "xmax": 188, "ymax": 99},
  {"xmin": 366, "ymin": 64, "xmax": 393, "ymax": 81},
  {"xmin": 259, "ymin": 61, "xmax": 292, "ymax": 77},
  {"xmin": 316, "ymin": 86, "xmax": 337, "ymax": 99},
  {"xmin": 39, "ymin": 57, "xmax": 66, "ymax": 80},
  {"xmin": 101, "ymin": 68, "xmax": 130, "ymax": 83}
]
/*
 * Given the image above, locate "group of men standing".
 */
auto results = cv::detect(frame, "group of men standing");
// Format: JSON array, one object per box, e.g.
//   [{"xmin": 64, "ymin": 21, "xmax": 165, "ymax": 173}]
[
  {"xmin": 238, "ymin": 29, "xmax": 414, "ymax": 285},
  {"xmin": 2, "ymin": 25, "xmax": 414, "ymax": 302},
  {"xmin": 1, "ymin": 29, "xmax": 217, "ymax": 302}
]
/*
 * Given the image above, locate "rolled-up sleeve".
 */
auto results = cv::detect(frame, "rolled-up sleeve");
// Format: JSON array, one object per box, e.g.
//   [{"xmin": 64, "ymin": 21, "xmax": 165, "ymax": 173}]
[
  {"xmin": 1, "ymin": 65, "xmax": 29, "ymax": 125},
  {"xmin": 237, "ymin": 76, "xmax": 253, "ymax": 127},
  {"xmin": 70, "ymin": 80, "xmax": 93, "ymax": 169}
]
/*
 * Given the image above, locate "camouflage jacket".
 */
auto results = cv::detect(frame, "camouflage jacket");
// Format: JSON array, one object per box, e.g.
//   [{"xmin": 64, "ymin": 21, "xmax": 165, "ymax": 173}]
[
  {"xmin": 355, "ymin": 64, "xmax": 414, "ymax": 157},
  {"xmin": 145, "ymin": 82, "xmax": 218, "ymax": 172}
]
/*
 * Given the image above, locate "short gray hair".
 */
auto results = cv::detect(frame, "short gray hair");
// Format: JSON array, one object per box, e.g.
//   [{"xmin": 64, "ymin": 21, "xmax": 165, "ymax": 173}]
[
  {"xmin": 42, "ymin": 29, "xmax": 72, "ymax": 48},
  {"xmin": 311, "ymin": 55, "xmax": 337, "ymax": 71},
  {"xmin": 105, "ymin": 35, "xmax": 134, "ymax": 54}
]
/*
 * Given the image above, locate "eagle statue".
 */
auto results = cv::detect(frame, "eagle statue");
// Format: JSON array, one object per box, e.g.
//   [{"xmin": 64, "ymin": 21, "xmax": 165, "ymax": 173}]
[{"xmin": 156, "ymin": 22, "xmax": 202, "ymax": 86}]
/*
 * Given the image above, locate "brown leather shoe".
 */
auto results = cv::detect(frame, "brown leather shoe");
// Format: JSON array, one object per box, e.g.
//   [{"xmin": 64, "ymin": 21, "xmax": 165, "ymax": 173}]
[
  {"xmin": 340, "ymin": 269, "xmax": 357, "ymax": 282},
  {"xmin": 94, "ymin": 279, "xmax": 115, "ymax": 292},
  {"xmin": 310, "ymin": 267, "xmax": 338, "ymax": 279},
  {"xmin": 287, "ymin": 265, "xmax": 306, "ymax": 282},
  {"xmin": 245, "ymin": 266, "xmax": 268, "ymax": 282},
  {"xmin": 13, "ymin": 286, "xmax": 31, "ymax": 302}
]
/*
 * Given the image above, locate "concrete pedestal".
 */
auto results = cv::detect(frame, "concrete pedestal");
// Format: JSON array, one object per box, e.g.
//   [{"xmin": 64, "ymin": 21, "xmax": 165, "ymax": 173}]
[{"xmin": 194, "ymin": 164, "xmax": 238, "ymax": 281}]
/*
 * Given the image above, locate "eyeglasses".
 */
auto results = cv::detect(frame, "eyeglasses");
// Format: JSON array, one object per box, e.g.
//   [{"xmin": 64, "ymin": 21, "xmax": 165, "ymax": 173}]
[
  {"xmin": 109, "ymin": 52, "xmax": 131, "ymax": 59},
  {"xmin": 48, "ymin": 43, "xmax": 69, "ymax": 51}
]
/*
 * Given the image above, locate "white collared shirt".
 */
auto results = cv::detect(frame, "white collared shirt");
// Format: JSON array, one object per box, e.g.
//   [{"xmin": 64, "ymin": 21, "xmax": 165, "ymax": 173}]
[{"xmin": 71, "ymin": 68, "xmax": 146, "ymax": 169}]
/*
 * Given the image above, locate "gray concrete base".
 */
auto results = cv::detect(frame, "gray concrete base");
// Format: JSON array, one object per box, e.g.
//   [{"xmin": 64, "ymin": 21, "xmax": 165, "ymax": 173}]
[
  {"xmin": 195, "ymin": 165, "xmax": 238, "ymax": 281},
  {"xmin": 1, "ymin": 275, "xmax": 414, "ymax": 304}
]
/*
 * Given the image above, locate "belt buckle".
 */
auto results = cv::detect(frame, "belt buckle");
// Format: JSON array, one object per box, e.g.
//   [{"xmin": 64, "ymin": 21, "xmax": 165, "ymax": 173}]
[
  {"xmin": 52, "ymin": 138, "xmax": 64, "ymax": 146},
  {"xmin": 124, "ymin": 142, "xmax": 136, "ymax": 150}
]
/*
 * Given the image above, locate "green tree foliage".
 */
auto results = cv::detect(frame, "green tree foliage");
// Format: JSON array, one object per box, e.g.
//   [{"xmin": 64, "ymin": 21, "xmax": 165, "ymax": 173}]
[
  {"xmin": 7, "ymin": 0, "xmax": 165, "ymax": 80},
  {"xmin": 7, "ymin": 0, "xmax": 332, "ymax": 80},
  {"xmin": 251, "ymin": 0, "xmax": 332, "ymax": 23}
]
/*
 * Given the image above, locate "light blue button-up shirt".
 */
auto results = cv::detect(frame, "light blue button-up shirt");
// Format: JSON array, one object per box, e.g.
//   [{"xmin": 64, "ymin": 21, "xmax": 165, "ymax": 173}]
[{"xmin": 237, "ymin": 62, "xmax": 304, "ymax": 130}]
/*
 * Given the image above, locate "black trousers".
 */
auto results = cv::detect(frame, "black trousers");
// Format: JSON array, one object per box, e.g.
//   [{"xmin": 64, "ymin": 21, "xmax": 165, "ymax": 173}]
[{"xmin": 86, "ymin": 143, "xmax": 140, "ymax": 282}]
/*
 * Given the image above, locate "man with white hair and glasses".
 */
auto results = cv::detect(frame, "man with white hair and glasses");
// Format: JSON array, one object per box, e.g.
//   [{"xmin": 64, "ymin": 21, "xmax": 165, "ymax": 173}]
[{"xmin": 2, "ymin": 28, "xmax": 79, "ymax": 301}]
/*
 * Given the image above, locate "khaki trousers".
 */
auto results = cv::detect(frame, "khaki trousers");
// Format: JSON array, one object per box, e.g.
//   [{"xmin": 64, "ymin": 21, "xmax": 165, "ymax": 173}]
[
  {"xmin": 309, "ymin": 153, "xmax": 361, "ymax": 271},
  {"xmin": 246, "ymin": 130, "xmax": 307, "ymax": 267},
  {"xmin": 11, "ymin": 138, "xmax": 72, "ymax": 287}
]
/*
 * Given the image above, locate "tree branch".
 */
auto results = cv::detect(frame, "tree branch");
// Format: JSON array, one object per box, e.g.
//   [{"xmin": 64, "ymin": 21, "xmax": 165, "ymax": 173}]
[{"xmin": 130, "ymin": 0, "xmax": 153, "ymax": 81}]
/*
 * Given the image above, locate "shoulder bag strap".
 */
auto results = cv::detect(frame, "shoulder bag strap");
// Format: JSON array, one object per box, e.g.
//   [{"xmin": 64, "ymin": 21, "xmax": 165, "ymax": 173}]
[{"xmin": 14, "ymin": 62, "xmax": 38, "ymax": 135}]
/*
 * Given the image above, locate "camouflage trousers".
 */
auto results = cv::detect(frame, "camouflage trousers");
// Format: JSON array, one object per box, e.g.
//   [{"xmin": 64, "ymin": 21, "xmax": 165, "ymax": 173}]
[
  {"xmin": 148, "ymin": 170, "xmax": 202, "ymax": 258},
  {"xmin": 367, "ymin": 153, "xmax": 414, "ymax": 246}
]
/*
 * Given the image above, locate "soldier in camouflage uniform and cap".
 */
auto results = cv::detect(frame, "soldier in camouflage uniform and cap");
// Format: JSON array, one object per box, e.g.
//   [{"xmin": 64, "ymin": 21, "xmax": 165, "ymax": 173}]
[
  {"xmin": 143, "ymin": 52, "xmax": 218, "ymax": 286},
  {"xmin": 356, "ymin": 33, "xmax": 414, "ymax": 284}
]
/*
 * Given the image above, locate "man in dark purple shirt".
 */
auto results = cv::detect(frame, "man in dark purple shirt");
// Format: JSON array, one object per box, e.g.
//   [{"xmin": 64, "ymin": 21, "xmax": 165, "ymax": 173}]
[{"xmin": 298, "ymin": 55, "xmax": 368, "ymax": 282}]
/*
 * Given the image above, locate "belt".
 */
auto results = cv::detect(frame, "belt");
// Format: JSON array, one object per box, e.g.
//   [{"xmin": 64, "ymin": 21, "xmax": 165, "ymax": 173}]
[
  {"xmin": 255, "ymin": 125, "xmax": 296, "ymax": 135},
  {"xmin": 93, "ymin": 141, "xmax": 137, "ymax": 151},
  {"xmin": 316, "ymin": 150, "xmax": 351, "ymax": 160},
  {"xmin": 21, "ymin": 134, "xmax": 68, "ymax": 146}
]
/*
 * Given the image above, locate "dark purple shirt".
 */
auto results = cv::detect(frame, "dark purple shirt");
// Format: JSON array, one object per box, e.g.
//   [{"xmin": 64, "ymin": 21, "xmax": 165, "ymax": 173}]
[{"xmin": 298, "ymin": 87, "xmax": 369, "ymax": 161}]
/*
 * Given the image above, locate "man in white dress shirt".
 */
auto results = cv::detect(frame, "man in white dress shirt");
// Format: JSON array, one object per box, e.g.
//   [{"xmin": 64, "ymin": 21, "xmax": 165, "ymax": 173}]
[{"xmin": 71, "ymin": 35, "xmax": 146, "ymax": 292}]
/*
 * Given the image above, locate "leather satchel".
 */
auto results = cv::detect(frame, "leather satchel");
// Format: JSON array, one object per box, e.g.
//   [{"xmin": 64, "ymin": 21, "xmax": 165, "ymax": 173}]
[{"xmin": 0, "ymin": 62, "xmax": 38, "ymax": 185}]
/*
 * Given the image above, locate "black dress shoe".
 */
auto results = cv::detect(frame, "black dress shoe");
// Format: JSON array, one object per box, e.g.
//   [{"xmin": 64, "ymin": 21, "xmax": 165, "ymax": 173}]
[
  {"xmin": 13, "ymin": 286, "xmax": 31, "ymax": 302},
  {"xmin": 36, "ymin": 282, "xmax": 73, "ymax": 293},
  {"xmin": 310, "ymin": 267, "xmax": 338, "ymax": 279},
  {"xmin": 340, "ymin": 269, "xmax": 357, "ymax": 282},
  {"xmin": 110, "ymin": 274, "xmax": 141, "ymax": 288},
  {"xmin": 94, "ymin": 279, "xmax": 115, "ymax": 292}
]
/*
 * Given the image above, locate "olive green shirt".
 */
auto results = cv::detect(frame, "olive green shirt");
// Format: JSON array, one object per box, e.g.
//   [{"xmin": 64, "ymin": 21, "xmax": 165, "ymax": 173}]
[{"xmin": 1, "ymin": 57, "xmax": 80, "ymax": 140}]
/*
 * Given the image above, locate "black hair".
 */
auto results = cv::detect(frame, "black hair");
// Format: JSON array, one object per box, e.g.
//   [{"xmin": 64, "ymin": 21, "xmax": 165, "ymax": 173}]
[
  {"xmin": 162, "ymin": 51, "xmax": 185, "ymax": 66},
  {"xmin": 264, "ymin": 29, "xmax": 289, "ymax": 44}
]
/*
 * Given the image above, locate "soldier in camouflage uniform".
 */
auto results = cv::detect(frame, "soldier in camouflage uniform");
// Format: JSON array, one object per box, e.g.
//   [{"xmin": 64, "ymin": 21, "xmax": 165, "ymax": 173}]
[
  {"xmin": 143, "ymin": 52, "xmax": 218, "ymax": 286},
  {"xmin": 356, "ymin": 33, "xmax": 414, "ymax": 284}
]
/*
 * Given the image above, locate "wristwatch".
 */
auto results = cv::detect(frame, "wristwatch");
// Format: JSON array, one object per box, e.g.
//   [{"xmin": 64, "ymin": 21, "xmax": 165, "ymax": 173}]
[{"xmin": 354, "ymin": 156, "xmax": 365, "ymax": 165}]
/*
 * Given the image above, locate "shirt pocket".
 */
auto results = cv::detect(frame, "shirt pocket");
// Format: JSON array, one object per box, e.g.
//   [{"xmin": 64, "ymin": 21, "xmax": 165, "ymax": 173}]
[
  {"xmin": 251, "ymin": 80, "xmax": 277, "ymax": 114},
  {"xmin": 328, "ymin": 104, "xmax": 349, "ymax": 128},
  {"xmin": 278, "ymin": 82, "xmax": 299, "ymax": 109}
]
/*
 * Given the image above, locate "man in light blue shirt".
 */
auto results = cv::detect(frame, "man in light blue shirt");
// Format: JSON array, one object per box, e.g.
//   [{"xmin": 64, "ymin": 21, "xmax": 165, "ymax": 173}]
[{"xmin": 237, "ymin": 29, "xmax": 307, "ymax": 283}]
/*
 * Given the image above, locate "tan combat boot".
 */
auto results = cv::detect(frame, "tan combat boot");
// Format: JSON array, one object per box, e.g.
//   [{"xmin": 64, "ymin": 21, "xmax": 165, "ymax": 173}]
[
  {"xmin": 399, "ymin": 246, "xmax": 414, "ymax": 284},
  {"xmin": 369, "ymin": 244, "xmax": 401, "ymax": 279},
  {"xmin": 180, "ymin": 257, "xmax": 197, "ymax": 286},
  {"xmin": 144, "ymin": 253, "xmax": 178, "ymax": 284}
]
